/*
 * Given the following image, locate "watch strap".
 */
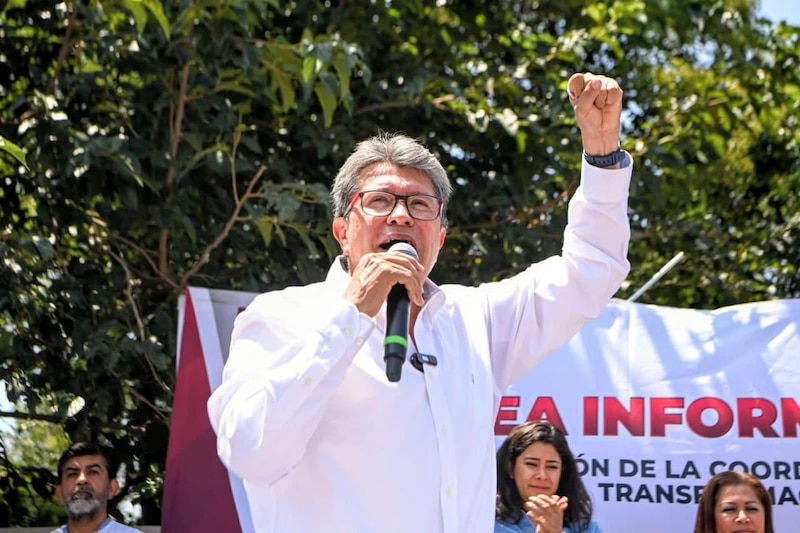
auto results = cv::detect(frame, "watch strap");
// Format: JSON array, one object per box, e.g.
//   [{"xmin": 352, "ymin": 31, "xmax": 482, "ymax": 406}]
[{"xmin": 584, "ymin": 149, "xmax": 625, "ymax": 168}]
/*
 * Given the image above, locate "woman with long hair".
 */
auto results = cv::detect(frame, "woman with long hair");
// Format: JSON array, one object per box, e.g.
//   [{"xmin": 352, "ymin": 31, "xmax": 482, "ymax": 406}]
[{"xmin": 495, "ymin": 420, "xmax": 601, "ymax": 533}]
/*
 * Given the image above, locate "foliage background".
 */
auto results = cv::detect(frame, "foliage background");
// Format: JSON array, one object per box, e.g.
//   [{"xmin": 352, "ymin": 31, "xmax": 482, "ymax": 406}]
[{"xmin": 1, "ymin": 0, "xmax": 798, "ymax": 525}]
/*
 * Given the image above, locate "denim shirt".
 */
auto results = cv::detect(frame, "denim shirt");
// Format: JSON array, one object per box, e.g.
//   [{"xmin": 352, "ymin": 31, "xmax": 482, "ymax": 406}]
[
  {"xmin": 51, "ymin": 517, "xmax": 144, "ymax": 533},
  {"xmin": 495, "ymin": 514, "xmax": 603, "ymax": 533}
]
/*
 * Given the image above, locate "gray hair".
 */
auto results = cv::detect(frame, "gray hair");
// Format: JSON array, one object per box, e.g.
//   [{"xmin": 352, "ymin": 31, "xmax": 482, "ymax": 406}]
[{"xmin": 331, "ymin": 132, "xmax": 453, "ymax": 228}]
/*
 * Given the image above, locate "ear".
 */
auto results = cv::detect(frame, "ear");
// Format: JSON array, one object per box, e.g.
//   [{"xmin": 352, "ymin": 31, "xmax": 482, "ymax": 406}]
[
  {"xmin": 108, "ymin": 479, "xmax": 120, "ymax": 500},
  {"xmin": 332, "ymin": 217, "xmax": 349, "ymax": 255},
  {"xmin": 438, "ymin": 226, "xmax": 446, "ymax": 248},
  {"xmin": 55, "ymin": 485, "xmax": 64, "ymax": 504}
]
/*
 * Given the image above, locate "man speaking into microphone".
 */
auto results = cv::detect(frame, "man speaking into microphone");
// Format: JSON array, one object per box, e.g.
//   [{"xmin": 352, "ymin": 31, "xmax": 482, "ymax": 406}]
[{"xmin": 208, "ymin": 72, "xmax": 633, "ymax": 533}]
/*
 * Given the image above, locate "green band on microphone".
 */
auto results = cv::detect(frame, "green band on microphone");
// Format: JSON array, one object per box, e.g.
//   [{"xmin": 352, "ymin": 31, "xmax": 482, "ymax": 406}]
[{"xmin": 384, "ymin": 335, "xmax": 408, "ymax": 348}]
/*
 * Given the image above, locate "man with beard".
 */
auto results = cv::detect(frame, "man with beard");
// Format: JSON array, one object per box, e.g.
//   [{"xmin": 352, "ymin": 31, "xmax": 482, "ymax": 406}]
[{"xmin": 52, "ymin": 442, "xmax": 143, "ymax": 533}]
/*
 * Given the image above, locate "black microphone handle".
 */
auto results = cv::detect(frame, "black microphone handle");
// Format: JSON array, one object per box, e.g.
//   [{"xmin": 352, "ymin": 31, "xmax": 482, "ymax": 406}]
[
  {"xmin": 384, "ymin": 283, "xmax": 410, "ymax": 383},
  {"xmin": 385, "ymin": 353, "xmax": 404, "ymax": 383}
]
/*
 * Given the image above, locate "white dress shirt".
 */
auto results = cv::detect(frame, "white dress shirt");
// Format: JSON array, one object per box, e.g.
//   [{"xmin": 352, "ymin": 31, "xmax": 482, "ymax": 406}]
[{"xmin": 207, "ymin": 158, "xmax": 632, "ymax": 533}]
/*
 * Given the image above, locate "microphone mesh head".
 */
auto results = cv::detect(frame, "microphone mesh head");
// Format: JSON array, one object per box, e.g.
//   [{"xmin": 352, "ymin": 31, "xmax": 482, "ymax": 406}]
[{"xmin": 388, "ymin": 242, "xmax": 419, "ymax": 260}]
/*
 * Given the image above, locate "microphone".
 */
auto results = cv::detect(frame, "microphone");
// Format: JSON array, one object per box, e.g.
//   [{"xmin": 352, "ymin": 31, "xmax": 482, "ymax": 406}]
[{"xmin": 384, "ymin": 242, "xmax": 418, "ymax": 383}]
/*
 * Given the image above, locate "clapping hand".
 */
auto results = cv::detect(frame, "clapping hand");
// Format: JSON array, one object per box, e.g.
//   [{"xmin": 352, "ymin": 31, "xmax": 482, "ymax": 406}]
[{"xmin": 525, "ymin": 494, "xmax": 569, "ymax": 533}]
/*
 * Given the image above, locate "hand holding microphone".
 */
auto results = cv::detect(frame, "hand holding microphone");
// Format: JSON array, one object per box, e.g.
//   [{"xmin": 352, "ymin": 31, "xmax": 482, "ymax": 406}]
[
  {"xmin": 343, "ymin": 242, "xmax": 423, "ymax": 382},
  {"xmin": 344, "ymin": 243, "xmax": 425, "ymax": 317}
]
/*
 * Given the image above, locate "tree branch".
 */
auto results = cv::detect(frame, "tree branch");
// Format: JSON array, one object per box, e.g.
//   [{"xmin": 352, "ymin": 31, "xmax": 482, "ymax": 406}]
[
  {"xmin": 125, "ymin": 386, "xmax": 170, "ymax": 425},
  {"xmin": 102, "ymin": 367, "xmax": 170, "ymax": 424},
  {"xmin": 110, "ymin": 234, "xmax": 179, "ymax": 290},
  {"xmin": 160, "ymin": 60, "xmax": 192, "ymax": 276},
  {"xmin": 0, "ymin": 410, "xmax": 61, "ymax": 423},
  {"xmin": 107, "ymin": 248, "xmax": 171, "ymax": 394},
  {"xmin": 353, "ymin": 94, "xmax": 456, "ymax": 116},
  {"xmin": 107, "ymin": 249, "xmax": 146, "ymax": 341},
  {"xmin": 47, "ymin": 0, "xmax": 80, "ymax": 94},
  {"xmin": 178, "ymin": 165, "xmax": 267, "ymax": 289}
]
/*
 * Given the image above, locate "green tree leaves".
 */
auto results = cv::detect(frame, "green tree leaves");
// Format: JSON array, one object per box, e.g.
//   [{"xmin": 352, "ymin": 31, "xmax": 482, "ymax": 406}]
[{"xmin": 0, "ymin": 136, "xmax": 26, "ymax": 168}]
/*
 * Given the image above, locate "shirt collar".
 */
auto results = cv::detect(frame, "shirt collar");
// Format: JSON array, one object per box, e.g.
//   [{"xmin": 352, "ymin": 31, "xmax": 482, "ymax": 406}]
[{"xmin": 63, "ymin": 517, "xmax": 113, "ymax": 533}]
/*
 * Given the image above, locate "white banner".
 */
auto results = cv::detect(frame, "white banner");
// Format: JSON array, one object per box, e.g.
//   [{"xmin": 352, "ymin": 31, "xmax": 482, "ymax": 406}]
[
  {"xmin": 497, "ymin": 299, "xmax": 800, "ymax": 531},
  {"xmin": 173, "ymin": 289, "xmax": 800, "ymax": 532}
]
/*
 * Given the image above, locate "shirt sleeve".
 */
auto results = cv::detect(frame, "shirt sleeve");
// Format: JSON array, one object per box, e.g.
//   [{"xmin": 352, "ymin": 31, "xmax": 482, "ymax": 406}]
[
  {"xmin": 207, "ymin": 288, "xmax": 375, "ymax": 483},
  {"xmin": 486, "ymin": 155, "xmax": 632, "ymax": 391}
]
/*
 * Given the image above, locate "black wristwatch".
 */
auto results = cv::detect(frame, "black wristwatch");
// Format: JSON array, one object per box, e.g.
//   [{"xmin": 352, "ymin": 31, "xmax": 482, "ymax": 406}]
[{"xmin": 584, "ymin": 149, "xmax": 625, "ymax": 168}]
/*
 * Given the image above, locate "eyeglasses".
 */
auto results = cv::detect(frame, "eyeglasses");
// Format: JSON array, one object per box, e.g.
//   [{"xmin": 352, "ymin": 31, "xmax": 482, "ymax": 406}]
[{"xmin": 346, "ymin": 190, "xmax": 445, "ymax": 221}]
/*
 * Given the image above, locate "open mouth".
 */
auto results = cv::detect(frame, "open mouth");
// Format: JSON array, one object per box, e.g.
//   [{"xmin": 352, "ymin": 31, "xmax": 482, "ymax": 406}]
[{"xmin": 379, "ymin": 238, "xmax": 415, "ymax": 251}]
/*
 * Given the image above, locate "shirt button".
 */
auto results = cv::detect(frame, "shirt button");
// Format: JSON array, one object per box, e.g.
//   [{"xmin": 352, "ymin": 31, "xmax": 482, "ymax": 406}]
[
  {"xmin": 355, "ymin": 337, "xmax": 364, "ymax": 346},
  {"xmin": 344, "ymin": 328, "xmax": 353, "ymax": 338},
  {"xmin": 445, "ymin": 487, "xmax": 453, "ymax": 498},
  {"xmin": 303, "ymin": 377, "xmax": 313, "ymax": 387},
  {"xmin": 440, "ymin": 426, "xmax": 449, "ymax": 437}
]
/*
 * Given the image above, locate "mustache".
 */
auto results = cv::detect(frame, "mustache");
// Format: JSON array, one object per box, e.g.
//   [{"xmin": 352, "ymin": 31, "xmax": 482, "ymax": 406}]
[{"xmin": 69, "ymin": 486, "xmax": 98, "ymax": 499}]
